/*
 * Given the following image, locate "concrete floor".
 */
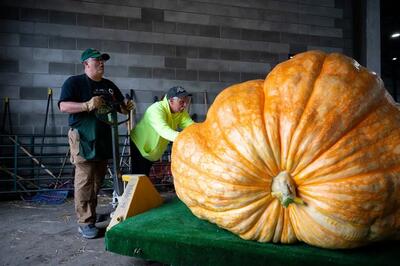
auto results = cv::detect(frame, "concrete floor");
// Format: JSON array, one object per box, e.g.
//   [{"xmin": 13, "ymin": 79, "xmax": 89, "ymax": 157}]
[{"xmin": 0, "ymin": 192, "xmax": 168, "ymax": 266}]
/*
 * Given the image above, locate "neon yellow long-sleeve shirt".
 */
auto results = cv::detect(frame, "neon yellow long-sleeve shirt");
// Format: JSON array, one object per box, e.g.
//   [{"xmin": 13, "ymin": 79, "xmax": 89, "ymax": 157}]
[{"xmin": 130, "ymin": 96, "xmax": 194, "ymax": 161}]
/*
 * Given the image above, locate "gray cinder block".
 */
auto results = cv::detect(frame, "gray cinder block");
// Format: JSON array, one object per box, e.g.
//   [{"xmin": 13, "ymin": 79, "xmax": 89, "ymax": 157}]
[
  {"xmin": 105, "ymin": 65, "xmax": 129, "ymax": 77},
  {"xmin": 176, "ymin": 46, "xmax": 198, "ymax": 58},
  {"xmin": 176, "ymin": 23, "xmax": 200, "ymax": 35},
  {"xmin": 199, "ymin": 25, "xmax": 219, "ymax": 38},
  {"xmin": 0, "ymin": 33, "xmax": 20, "ymax": 46},
  {"xmin": 128, "ymin": 66, "xmax": 152, "ymax": 78},
  {"xmin": 221, "ymin": 50, "xmax": 240, "ymax": 61},
  {"xmin": 20, "ymin": 60, "xmax": 49, "ymax": 74},
  {"xmin": 176, "ymin": 69, "xmax": 197, "ymax": 81},
  {"xmin": 220, "ymin": 72, "xmax": 241, "ymax": 83},
  {"xmin": 77, "ymin": 13, "xmax": 103, "ymax": 27},
  {"xmin": 129, "ymin": 42, "xmax": 153, "ymax": 55},
  {"xmin": 49, "ymin": 10, "xmax": 77, "ymax": 25},
  {"xmin": 49, "ymin": 37, "xmax": 76, "ymax": 50},
  {"xmin": 20, "ymin": 34, "xmax": 49, "ymax": 48},
  {"xmin": 0, "ymin": 86, "xmax": 20, "ymax": 98},
  {"xmin": 102, "ymin": 40, "xmax": 129, "ymax": 53},
  {"xmin": 129, "ymin": 19, "xmax": 152, "ymax": 32},
  {"xmin": 20, "ymin": 87, "xmax": 48, "ymax": 100},
  {"xmin": 221, "ymin": 27, "xmax": 241, "ymax": 39},
  {"xmin": 49, "ymin": 62, "xmax": 75, "ymax": 75},
  {"xmin": 153, "ymin": 44, "xmax": 176, "ymax": 56},
  {"xmin": 153, "ymin": 21, "xmax": 176, "ymax": 34},
  {"xmin": 0, "ymin": 60, "xmax": 18, "ymax": 73},
  {"xmin": 141, "ymin": 8, "xmax": 164, "ymax": 22},
  {"xmin": 199, "ymin": 48, "xmax": 220, "ymax": 59},
  {"xmin": 153, "ymin": 68, "xmax": 175, "ymax": 80},
  {"xmin": 165, "ymin": 57, "xmax": 186, "ymax": 68},
  {"xmin": 104, "ymin": 16, "xmax": 129, "ymax": 30},
  {"xmin": 33, "ymin": 48, "xmax": 63, "ymax": 62},
  {"xmin": 20, "ymin": 8, "xmax": 49, "ymax": 23},
  {"xmin": 0, "ymin": 73, "xmax": 33, "ymax": 87},
  {"xmin": 199, "ymin": 71, "xmax": 219, "ymax": 82},
  {"xmin": 77, "ymin": 39, "xmax": 101, "ymax": 50}
]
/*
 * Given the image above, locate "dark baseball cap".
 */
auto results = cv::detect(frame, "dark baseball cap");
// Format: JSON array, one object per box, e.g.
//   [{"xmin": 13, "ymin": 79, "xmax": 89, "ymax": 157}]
[
  {"xmin": 80, "ymin": 48, "xmax": 110, "ymax": 62},
  {"xmin": 166, "ymin": 86, "xmax": 192, "ymax": 99}
]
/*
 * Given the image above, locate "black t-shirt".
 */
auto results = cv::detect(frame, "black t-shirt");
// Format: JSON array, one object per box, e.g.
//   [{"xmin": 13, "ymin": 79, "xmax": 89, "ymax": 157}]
[
  {"xmin": 58, "ymin": 74, "xmax": 124, "ymax": 127},
  {"xmin": 59, "ymin": 74, "xmax": 124, "ymax": 160}
]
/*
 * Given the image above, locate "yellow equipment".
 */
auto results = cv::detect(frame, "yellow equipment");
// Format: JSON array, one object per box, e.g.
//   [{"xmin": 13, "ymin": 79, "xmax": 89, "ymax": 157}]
[{"xmin": 107, "ymin": 174, "xmax": 164, "ymax": 231}]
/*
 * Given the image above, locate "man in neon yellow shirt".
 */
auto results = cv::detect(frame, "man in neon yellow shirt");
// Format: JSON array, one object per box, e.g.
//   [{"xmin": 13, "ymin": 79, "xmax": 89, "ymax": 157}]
[{"xmin": 130, "ymin": 86, "xmax": 194, "ymax": 175}]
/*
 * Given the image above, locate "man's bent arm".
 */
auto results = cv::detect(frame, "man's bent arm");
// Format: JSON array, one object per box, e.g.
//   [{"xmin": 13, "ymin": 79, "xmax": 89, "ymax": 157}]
[{"xmin": 59, "ymin": 101, "xmax": 86, "ymax": 114}]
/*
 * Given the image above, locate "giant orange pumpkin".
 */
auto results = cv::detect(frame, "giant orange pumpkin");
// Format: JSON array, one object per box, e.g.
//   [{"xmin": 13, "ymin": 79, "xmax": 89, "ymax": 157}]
[{"xmin": 171, "ymin": 51, "xmax": 400, "ymax": 249}]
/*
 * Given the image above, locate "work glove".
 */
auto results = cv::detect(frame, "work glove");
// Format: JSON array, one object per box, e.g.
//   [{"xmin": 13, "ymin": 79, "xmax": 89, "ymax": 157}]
[
  {"xmin": 81, "ymin": 96, "xmax": 104, "ymax": 112},
  {"xmin": 124, "ymin": 99, "xmax": 136, "ymax": 111}
]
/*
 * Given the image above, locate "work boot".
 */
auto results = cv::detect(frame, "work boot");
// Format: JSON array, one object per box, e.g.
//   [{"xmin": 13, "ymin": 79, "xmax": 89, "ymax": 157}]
[{"xmin": 78, "ymin": 224, "xmax": 98, "ymax": 239}]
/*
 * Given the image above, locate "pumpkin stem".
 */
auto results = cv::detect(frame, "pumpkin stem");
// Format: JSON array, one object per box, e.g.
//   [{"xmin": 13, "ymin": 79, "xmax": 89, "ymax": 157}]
[{"xmin": 271, "ymin": 171, "xmax": 304, "ymax": 208}]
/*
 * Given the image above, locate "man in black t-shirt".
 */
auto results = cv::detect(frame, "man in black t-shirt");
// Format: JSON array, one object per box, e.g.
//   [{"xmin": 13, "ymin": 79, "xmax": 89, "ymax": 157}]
[{"xmin": 58, "ymin": 48, "xmax": 134, "ymax": 239}]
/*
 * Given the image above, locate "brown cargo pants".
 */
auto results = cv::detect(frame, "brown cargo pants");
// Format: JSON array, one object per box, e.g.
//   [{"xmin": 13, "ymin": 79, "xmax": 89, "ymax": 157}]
[{"xmin": 68, "ymin": 128, "xmax": 107, "ymax": 225}]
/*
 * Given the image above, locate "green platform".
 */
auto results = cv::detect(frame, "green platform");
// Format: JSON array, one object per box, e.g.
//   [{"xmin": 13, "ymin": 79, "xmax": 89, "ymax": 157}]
[{"xmin": 105, "ymin": 198, "xmax": 399, "ymax": 266}]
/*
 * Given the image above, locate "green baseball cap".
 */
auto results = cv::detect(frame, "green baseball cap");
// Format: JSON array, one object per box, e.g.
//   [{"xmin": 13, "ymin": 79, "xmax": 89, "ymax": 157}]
[{"xmin": 80, "ymin": 48, "xmax": 110, "ymax": 63}]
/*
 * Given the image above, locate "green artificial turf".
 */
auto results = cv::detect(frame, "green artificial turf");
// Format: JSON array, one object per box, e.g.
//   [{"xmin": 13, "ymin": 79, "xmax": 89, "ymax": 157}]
[{"xmin": 105, "ymin": 197, "xmax": 399, "ymax": 266}]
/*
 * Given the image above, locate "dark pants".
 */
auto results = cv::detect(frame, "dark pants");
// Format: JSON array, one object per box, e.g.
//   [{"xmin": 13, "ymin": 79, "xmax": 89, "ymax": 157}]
[{"xmin": 130, "ymin": 139, "xmax": 153, "ymax": 176}]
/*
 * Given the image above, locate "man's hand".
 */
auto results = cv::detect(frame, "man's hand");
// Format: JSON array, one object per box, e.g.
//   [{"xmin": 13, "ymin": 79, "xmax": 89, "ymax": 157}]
[
  {"xmin": 81, "ymin": 96, "xmax": 104, "ymax": 112},
  {"xmin": 124, "ymin": 99, "xmax": 135, "ymax": 111},
  {"xmin": 120, "ymin": 99, "xmax": 136, "ymax": 114}
]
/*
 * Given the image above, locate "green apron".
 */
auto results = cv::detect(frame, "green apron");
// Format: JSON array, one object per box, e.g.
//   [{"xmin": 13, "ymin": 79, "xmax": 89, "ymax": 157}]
[{"xmin": 73, "ymin": 114, "xmax": 112, "ymax": 160}]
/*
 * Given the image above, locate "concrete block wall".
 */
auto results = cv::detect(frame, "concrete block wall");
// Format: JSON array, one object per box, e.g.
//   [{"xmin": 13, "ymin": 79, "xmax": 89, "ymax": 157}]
[{"xmin": 0, "ymin": 0, "xmax": 353, "ymax": 135}]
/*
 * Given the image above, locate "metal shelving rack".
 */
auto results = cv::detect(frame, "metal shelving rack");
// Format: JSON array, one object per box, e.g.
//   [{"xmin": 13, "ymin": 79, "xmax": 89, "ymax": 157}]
[
  {"xmin": 0, "ymin": 134, "xmax": 132, "ymax": 194},
  {"xmin": 0, "ymin": 133, "xmax": 173, "ymax": 195}
]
